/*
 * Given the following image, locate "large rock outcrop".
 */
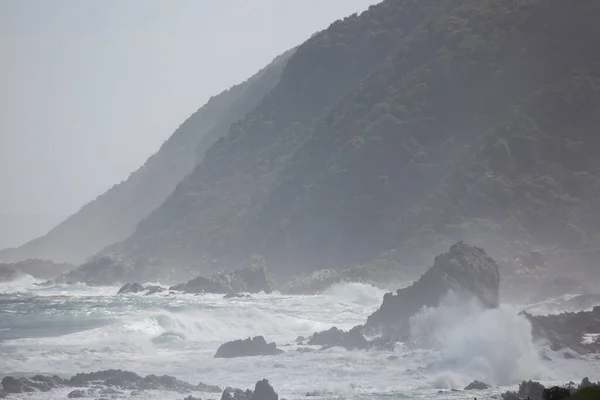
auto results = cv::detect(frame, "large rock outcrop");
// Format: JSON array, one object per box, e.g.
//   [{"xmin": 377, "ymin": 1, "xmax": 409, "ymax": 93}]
[
  {"xmin": 364, "ymin": 242, "xmax": 500, "ymax": 340},
  {"xmin": 171, "ymin": 266, "xmax": 271, "ymax": 295},
  {"xmin": 214, "ymin": 336, "xmax": 283, "ymax": 359}
]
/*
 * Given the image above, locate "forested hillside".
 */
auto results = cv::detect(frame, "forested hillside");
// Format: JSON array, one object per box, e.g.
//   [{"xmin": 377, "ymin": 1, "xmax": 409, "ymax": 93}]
[
  {"xmin": 0, "ymin": 50, "xmax": 293, "ymax": 264},
  {"xmin": 79, "ymin": 0, "xmax": 600, "ymax": 283}
]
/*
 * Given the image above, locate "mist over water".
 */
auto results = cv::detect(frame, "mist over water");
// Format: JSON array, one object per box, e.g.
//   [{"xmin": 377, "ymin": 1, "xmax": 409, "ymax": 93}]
[{"xmin": 1, "ymin": 277, "xmax": 599, "ymax": 400}]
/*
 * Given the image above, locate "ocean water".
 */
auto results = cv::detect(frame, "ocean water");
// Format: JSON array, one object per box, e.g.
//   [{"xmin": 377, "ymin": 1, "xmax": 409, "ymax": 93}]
[{"xmin": 1, "ymin": 276, "xmax": 599, "ymax": 400}]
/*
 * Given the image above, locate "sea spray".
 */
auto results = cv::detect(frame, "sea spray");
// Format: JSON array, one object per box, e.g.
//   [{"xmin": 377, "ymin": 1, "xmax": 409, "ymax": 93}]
[{"xmin": 409, "ymin": 292, "xmax": 546, "ymax": 387}]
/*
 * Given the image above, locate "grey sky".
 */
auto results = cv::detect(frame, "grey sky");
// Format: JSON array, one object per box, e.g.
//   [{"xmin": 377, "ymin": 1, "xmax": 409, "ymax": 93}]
[{"xmin": 1, "ymin": 0, "xmax": 380, "ymax": 217}]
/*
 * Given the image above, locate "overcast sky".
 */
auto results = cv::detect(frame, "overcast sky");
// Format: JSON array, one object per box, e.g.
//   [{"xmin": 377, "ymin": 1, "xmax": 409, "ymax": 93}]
[{"xmin": 1, "ymin": 0, "xmax": 380, "ymax": 217}]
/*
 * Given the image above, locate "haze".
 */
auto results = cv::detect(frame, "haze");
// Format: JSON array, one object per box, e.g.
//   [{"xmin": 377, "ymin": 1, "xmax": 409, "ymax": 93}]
[{"xmin": 0, "ymin": 0, "xmax": 380, "ymax": 222}]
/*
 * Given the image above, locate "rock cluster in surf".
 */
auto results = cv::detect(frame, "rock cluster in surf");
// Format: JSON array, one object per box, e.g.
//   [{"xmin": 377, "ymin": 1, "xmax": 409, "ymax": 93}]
[
  {"xmin": 521, "ymin": 306, "xmax": 600, "ymax": 354},
  {"xmin": 170, "ymin": 266, "xmax": 272, "ymax": 295},
  {"xmin": 0, "ymin": 369, "xmax": 221, "ymax": 398}
]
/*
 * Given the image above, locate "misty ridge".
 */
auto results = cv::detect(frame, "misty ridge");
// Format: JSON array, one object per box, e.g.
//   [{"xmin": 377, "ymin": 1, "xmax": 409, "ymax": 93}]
[{"xmin": 2, "ymin": 1, "xmax": 600, "ymax": 400}]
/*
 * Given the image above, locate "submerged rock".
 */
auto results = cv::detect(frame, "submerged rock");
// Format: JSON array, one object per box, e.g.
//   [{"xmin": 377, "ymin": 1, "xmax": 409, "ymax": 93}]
[
  {"xmin": 117, "ymin": 283, "xmax": 165, "ymax": 296},
  {"xmin": 464, "ymin": 380, "xmax": 490, "ymax": 390},
  {"xmin": 364, "ymin": 242, "xmax": 500, "ymax": 340},
  {"xmin": 214, "ymin": 336, "xmax": 283, "ymax": 358},
  {"xmin": 171, "ymin": 266, "xmax": 271, "ymax": 295},
  {"xmin": 307, "ymin": 326, "xmax": 368, "ymax": 351},
  {"xmin": 117, "ymin": 283, "xmax": 145, "ymax": 295}
]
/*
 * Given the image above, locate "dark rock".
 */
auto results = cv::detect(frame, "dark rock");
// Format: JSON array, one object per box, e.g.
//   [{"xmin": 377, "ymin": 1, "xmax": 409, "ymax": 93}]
[
  {"xmin": 117, "ymin": 283, "xmax": 165, "ymax": 296},
  {"xmin": 543, "ymin": 386, "xmax": 571, "ymax": 400},
  {"xmin": 221, "ymin": 388, "xmax": 253, "ymax": 400},
  {"xmin": 307, "ymin": 326, "xmax": 368, "ymax": 351},
  {"xmin": 522, "ymin": 306, "xmax": 600, "ymax": 354},
  {"xmin": 171, "ymin": 266, "xmax": 271, "ymax": 295},
  {"xmin": 464, "ymin": 380, "xmax": 490, "ymax": 390},
  {"xmin": 1, "ymin": 375, "xmax": 64, "ymax": 393},
  {"xmin": 67, "ymin": 389, "xmax": 86, "ymax": 398},
  {"xmin": 182, "ymin": 396, "xmax": 202, "ymax": 400},
  {"xmin": 117, "ymin": 283, "xmax": 145, "ymax": 295},
  {"xmin": 224, "ymin": 292, "xmax": 247, "ymax": 299},
  {"xmin": 295, "ymin": 336, "xmax": 305, "ymax": 343},
  {"xmin": 387, "ymin": 355, "xmax": 399, "ymax": 361},
  {"xmin": 252, "ymin": 379, "xmax": 278, "ymax": 400},
  {"xmin": 364, "ymin": 242, "xmax": 500, "ymax": 341},
  {"xmin": 214, "ymin": 336, "xmax": 283, "ymax": 358}
]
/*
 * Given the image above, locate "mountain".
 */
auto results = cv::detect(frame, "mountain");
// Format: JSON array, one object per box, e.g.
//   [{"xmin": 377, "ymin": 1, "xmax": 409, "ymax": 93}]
[
  {"xmin": 0, "ymin": 50, "xmax": 293, "ymax": 264},
  {"xmin": 72, "ymin": 0, "xmax": 600, "ymax": 283}
]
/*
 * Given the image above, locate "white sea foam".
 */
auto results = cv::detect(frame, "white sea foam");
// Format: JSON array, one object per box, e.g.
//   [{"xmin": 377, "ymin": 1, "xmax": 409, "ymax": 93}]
[{"xmin": 2, "ymin": 282, "xmax": 600, "ymax": 400}]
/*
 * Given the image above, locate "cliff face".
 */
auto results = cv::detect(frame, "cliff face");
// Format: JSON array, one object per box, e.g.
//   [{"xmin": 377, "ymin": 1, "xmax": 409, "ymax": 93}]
[
  {"xmin": 0, "ymin": 51, "xmax": 293, "ymax": 265},
  {"xmin": 67, "ymin": 0, "xmax": 600, "ymax": 283},
  {"xmin": 364, "ymin": 242, "xmax": 499, "ymax": 340}
]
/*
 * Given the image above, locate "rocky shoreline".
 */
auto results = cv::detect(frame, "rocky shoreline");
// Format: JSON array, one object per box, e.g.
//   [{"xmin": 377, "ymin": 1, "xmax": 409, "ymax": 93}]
[{"xmin": 0, "ymin": 370, "xmax": 278, "ymax": 400}]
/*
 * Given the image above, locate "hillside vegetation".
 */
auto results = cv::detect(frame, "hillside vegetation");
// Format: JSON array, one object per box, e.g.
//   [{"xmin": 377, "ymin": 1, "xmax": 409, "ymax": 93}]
[{"xmin": 75, "ymin": 0, "xmax": 600, "ymax": 282}]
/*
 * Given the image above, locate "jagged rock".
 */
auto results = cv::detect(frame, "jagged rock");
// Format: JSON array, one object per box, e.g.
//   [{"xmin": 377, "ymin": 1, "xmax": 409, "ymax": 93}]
[
  {"xmin": 522, "ymin": 306, "xmax": 600, "ymax": 354},
  {"xmin": 221, "ymin": 388, "xmax": 253, "ymax": 400},
  {"xmin": 530, "ymin": 277, "xmax": 590, "ymax": 303},
  {"xmin": 464, "ymin": 380, "xmax": 490, "ymax": 390},
  {"xmin": 364, "ymin": 242, "xmax": 500, "ymax": 340},
  {"xmin": 214, "ymin": 336, "xmax": 283, "ymax": 358},
  {"xmin": 252, "ymin": 379, "xmax": 278, "ymax": 400},
  {"xmin": 171, "ymin": 266, "xmax": 271, "ymax": 295},
  {"xmin": 67, "ymin": 389, "xmax": 86, "ymax": 398},
  {"xmin": 307, "ymin": 326, "xmax": 368, "ymax": 351}
]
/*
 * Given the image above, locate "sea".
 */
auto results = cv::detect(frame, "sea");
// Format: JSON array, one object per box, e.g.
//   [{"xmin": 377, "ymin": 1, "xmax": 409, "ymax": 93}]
[{"xmin": 1, "ymin": 276, "xmax": 599, "ymax": 400}]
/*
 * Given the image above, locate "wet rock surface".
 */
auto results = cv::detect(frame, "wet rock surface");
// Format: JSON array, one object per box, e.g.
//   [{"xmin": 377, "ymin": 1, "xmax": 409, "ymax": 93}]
[
  {"xmin": 307, "ymin": 326, "xmax": 368, "ymax": 351},
  {"xmin": 364, "ymin": 242, "xmax": 500, "ymax": 341},
  {"xmin": 117, "ymin": 283, "xmax": 165, "ymax": 295},
  {"xmin": 522, "ymin": 306, "xmax": 600, "ymax": 354},
  {"xmin": 0, "ymin": 369, "xmax": 221, "ymax": 398},
  {"xmin": 214, "ymin": 336, "xmax": 283, "ymax": 358}
]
